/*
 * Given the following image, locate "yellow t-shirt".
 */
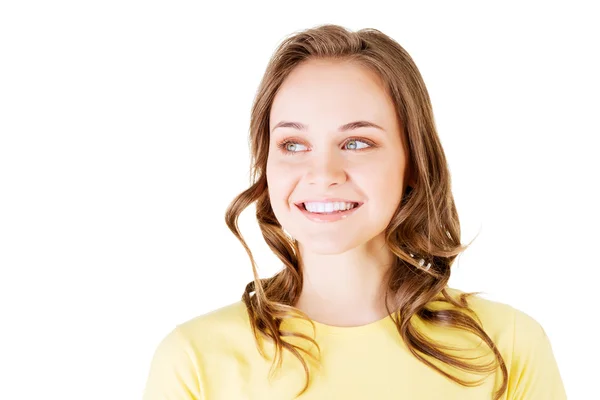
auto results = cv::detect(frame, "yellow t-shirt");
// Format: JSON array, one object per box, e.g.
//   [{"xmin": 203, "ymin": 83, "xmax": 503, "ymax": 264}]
[{"xmin": 142, "ymin": 287, "xmax": 566, "ymax": 399}]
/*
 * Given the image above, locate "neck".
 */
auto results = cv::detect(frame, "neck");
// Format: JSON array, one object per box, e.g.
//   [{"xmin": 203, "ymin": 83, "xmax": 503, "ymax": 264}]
[{"xmin": 293, "ymin": 233, "xmax": 395, "ymax": 327}]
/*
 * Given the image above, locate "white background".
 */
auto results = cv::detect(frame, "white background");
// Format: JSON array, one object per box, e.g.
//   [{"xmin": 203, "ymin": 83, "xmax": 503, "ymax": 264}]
[{"xmin": 1, "ymin": 1, "xmax": 598, "ymax": 399}]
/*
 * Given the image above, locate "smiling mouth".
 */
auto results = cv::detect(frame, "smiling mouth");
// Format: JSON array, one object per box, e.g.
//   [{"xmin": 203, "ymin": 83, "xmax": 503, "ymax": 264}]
[{"xmin": 296, "ymin": 202, "xmax": 362, "ymax": 214}]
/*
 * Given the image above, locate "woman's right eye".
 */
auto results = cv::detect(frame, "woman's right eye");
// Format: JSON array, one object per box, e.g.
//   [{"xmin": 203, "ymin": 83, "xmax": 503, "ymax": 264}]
[
  {"xmin": 278, "ymin": 140, "xmax": 308, "ymax": 154},
  {"xmin": 286, "ymin": 142, "xmax": 307, "ymax": 152}
]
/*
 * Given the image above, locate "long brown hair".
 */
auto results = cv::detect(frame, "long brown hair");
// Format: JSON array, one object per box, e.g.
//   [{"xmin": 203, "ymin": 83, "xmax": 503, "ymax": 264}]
[{"xmin": 225, "ymin": 24, "xmax": 507, "ymax": 399}]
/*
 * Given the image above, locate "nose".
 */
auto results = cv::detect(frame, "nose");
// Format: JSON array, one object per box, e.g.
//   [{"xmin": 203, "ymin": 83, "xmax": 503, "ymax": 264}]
[{"xmin": 305, "ymin": 148, "xmax": 347, "ymax": 188}]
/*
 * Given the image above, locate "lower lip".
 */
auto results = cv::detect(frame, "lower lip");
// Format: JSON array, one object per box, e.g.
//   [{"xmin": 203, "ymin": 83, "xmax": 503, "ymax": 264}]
[{"xmin": 295, "ymin": 203, "xmax": 362, "ymax": 223}]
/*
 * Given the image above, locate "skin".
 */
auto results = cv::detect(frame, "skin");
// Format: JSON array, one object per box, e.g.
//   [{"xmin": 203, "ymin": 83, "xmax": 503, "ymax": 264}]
[{"xmin": 266, "ymin": 58, "xmax": 412, "ymax": 327}]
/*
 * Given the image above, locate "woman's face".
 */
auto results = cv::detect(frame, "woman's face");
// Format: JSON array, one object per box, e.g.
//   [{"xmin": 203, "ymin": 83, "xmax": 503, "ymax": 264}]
[{"xmin": 266, "ymin": 59, "xmax": 409, "ymax": 255}]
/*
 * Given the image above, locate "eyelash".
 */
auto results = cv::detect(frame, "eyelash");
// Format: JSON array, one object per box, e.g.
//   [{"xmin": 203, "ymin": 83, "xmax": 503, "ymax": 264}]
[{"xmin": 276, "ymin": 137, "xmax": 376, "ymax": 155}]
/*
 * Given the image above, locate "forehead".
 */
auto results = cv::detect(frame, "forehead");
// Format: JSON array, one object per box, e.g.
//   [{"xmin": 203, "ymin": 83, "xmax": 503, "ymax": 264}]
[{"xmin": 269, "ymin": 60, "xmax": 395, "ymax": 127}]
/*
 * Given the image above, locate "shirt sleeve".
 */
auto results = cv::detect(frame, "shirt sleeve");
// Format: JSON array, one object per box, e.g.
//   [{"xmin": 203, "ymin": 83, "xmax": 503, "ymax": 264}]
[
  {"xmin": 142, "ymin": 326, "xmax": 202, "ymax": 400},
  {"xmin": 507, "ymin": 308, "xmax": 567, "ymax": 400}
]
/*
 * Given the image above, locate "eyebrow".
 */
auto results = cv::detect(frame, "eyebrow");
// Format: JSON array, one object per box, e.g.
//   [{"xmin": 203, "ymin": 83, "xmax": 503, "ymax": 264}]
[{"xmin": 271, "ymin": 120, "xmax": 385, "ymax": 133}]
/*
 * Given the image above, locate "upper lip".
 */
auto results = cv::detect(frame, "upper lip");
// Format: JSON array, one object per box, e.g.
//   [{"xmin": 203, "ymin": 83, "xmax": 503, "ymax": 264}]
[{"xmin": 294, "ymin": 198, "xmax": 362, "ymax": 205}]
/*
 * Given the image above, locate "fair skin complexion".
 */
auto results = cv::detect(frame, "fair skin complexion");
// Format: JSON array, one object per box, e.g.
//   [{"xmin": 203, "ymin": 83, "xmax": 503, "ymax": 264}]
[{"xmin": 266, "ymin": 58, "xmax": 412, "ymax": 327}]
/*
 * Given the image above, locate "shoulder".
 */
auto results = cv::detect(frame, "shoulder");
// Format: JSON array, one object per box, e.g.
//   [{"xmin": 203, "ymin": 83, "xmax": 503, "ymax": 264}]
[
  {"xmin": 149, "ymin": 299, "xmax": 250, "ymax": 356},
  {"xmin": 149, "ymin": 300, "xmax": 252, "ymax": 364},
  {"xmin": 442, "ymin": 286, "xmax": 529, "ymax": 339},
  {"xmin": 175, "ymin": 300, "xmax": 252, "ymax": 346},
  {"xmin": 435, "ymin": 287, "xmax": 546, "ymax": 361},
  {"xmin": 447, "ymin": 288, "xmax": 546, "ymax": 345},
  {"xmin": 442, "ymin": 287, "xmax": 566, "ymax": 398},
  {"xmin": 143, "ymin": 301, "xmax": 251, "ymax": 399},
  {"xmin": 177, "ymin": 300, "xmax": 249, "ymax": 331}
]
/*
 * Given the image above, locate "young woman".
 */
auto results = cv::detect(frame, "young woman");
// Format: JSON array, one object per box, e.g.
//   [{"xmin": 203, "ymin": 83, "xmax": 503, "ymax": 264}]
[{"xmin": 142, "ymin": 24, "xmax": 566, "ymax": 399}]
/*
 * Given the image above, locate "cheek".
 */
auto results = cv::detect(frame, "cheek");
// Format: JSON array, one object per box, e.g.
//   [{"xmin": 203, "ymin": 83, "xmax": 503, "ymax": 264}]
[
  {"xmin": 266, "ymin": 162, "xmax": 295, "ymax": 204},
  {"xmin": 356, "ymin": 163, "xmax": 404, "ymax": 204}
]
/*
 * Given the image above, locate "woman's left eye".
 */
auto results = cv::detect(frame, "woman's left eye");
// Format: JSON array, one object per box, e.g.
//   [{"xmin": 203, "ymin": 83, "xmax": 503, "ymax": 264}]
[{"xmin": 344, "ymin": 139, "xmax": 370, "ymax": 150}]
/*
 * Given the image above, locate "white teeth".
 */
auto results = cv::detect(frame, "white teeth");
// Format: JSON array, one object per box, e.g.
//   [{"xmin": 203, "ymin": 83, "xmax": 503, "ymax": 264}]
[{"xmin": 303, "ymin": 201, "xmax": 357, "ymax": 213}]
